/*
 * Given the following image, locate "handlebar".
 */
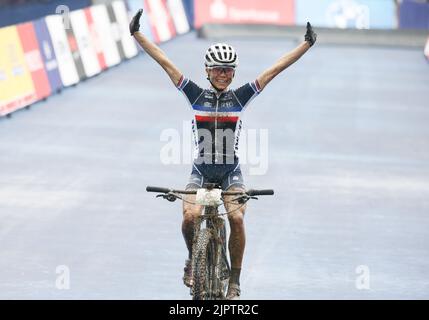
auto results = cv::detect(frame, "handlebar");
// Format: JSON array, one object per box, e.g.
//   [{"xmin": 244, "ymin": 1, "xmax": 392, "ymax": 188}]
[
  {"xmin": 246, "ymin": 189, "xmax": 274, "ymax": 196},
  {"xmin": 146, "ymin": 186, "xmax": 274, "ymax": 197},
  {"xmin": 146, "ymin": 186, "xmax": 171, "ymax": 194}
]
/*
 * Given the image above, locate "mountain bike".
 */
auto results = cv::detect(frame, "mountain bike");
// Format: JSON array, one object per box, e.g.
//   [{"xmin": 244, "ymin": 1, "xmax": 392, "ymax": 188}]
[{"xmin": 146, "ymin": 183, "xmax": 274, "ymax": 300}]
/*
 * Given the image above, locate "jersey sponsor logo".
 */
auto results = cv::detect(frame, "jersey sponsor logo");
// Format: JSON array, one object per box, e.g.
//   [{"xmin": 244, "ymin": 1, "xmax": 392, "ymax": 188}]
[{"xmin": 220, "ymin": 101, "xmax": 234, "ymax": 108}]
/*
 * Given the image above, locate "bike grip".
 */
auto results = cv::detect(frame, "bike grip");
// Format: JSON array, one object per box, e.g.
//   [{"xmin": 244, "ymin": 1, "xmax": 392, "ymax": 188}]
[
  {"xmin": 146, "ymin": 186, "xmax": 170, "ymax": 193},
  {"xmin": 247, "ymin": 189, "xmax": 274, "ymax": 196}
]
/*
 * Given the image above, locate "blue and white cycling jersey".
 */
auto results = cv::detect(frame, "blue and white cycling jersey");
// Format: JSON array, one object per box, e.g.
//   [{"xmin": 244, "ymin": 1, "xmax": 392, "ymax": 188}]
[{"xmin": 177, "ymin": 76, "xmax": 262, "ymax": 165}]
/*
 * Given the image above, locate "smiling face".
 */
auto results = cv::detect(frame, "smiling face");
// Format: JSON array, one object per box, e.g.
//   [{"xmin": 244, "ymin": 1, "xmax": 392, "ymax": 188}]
[{"xmin": 206, "ymin": 66, "xmax": 235, "ymax": 91}]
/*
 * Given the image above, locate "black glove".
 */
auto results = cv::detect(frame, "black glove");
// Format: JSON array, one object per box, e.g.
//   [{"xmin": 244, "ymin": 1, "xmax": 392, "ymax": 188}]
[
  {"xmin": 129, "ymin": 9, "xmax": 143, "ymax": 36},
  {"xmin": 304, "ymin": 22, "xmax": 317, "ymax": 47}
]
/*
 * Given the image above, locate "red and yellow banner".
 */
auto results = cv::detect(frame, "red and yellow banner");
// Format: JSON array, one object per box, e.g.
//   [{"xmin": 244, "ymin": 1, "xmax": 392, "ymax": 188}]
[
  {"xmin": 0, "ymin": 26, "xmax": 37, "ymax": 116},
  {"xmin": 16, "ymin": 22, "xmax": 52, "ymax": 101}
]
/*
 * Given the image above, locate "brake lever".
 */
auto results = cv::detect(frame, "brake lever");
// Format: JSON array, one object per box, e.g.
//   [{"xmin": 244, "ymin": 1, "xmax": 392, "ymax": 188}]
[
  {"xmin": 237, "ymin": 196, "xmax": 258, "ymax": 204},
  {"xmin": 156, "ymin": 194, "xmax": 177, "ymax": 202}
]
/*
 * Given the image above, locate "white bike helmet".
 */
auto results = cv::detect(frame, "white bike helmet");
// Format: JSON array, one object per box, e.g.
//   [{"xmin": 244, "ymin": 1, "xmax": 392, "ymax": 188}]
[{"xmin": 205, "ymin": 43, "xmax": 238, "ymax": 68}]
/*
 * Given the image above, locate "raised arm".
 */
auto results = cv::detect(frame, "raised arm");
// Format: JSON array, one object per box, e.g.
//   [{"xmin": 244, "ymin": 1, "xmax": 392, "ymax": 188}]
[
  {"xmin": 129, "ymin": 9, "xmax": 182, "ymax": 86},
  {"xmin": 256, "ymin": 22, "xmax": 317, "ymax": 91}
]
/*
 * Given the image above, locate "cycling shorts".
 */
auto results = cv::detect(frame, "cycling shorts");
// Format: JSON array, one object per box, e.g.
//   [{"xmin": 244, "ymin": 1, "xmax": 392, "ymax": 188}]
[{"xmin": 186, "ymin": 163, "xmax": 245, "ymax": 191}]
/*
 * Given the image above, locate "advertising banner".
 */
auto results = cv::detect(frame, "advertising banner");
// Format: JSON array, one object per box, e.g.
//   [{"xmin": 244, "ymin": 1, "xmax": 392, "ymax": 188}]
[
  {"xmin": 84, "ymin": 7, "xmax": 108, "ymax": 71},
  {"xmin": 194, "ymin": 0, "xmax": 295, "ymax": 28},
  {"xmin": 70, "ymin": 9, "xmax": 102, "ymax": 77},
  {"xmin": 16, "ymin": 22, "xmax": 52, "ymax": 101},
  {"xmin": 107, "ymin": 3, "xmax": 127, "ymax": 60},
  {"xmin": 182, "ymin": 0, "xmax": 195, "ymax": 29},
  {"xmin": 33, "ymin": 18, "xmax": 63, "ymax": 94},
  {"xmin": 64, "ymin": 18, "xmax": 87, "ymax": 81},
  {"xmin": 45, "ymin": 15, "xmax": 80, "ymax": 87},
  {"xmin": 295, "ymin": 0, "xmax": 396, "ymax": 29},
  {"xmin": 127, "ymin": 0, "xmax": 155, "ymax": 42},
  {"xmin": 167, "ymin": 0, "xmax": 191, "ymax": 34},
  {"xmin": 89, "ymin": 4, "xmax": 121, "ymax": 67},
  {"xmin": 144, "ymin": 0, "xmax": 177, "ymax": 43},
  {"xmin": 399, "ymin": 0, "xmax": 429, "ymax": 30},
  {"xmin": 111, "ymin": 0, "xmax": 139, "ymax": 58},
  {"xmin": 0, "ymin": 26, "xmax": 36, "ymax": 116},
  {"xmin": 90, "ymin": 4, "xmax": 122, "ymax": 67}
]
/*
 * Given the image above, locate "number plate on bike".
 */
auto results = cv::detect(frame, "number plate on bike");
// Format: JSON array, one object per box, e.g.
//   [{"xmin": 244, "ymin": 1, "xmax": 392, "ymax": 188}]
[{"xmin": 196, "ymin": 189, "xmax": 223, "ymax": 206}]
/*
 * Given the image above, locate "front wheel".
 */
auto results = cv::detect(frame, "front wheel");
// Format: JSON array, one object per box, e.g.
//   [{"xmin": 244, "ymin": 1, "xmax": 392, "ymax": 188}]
[{"xmin": 191, "ymin": 228, "xmax": 213, "ymax": 300}]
